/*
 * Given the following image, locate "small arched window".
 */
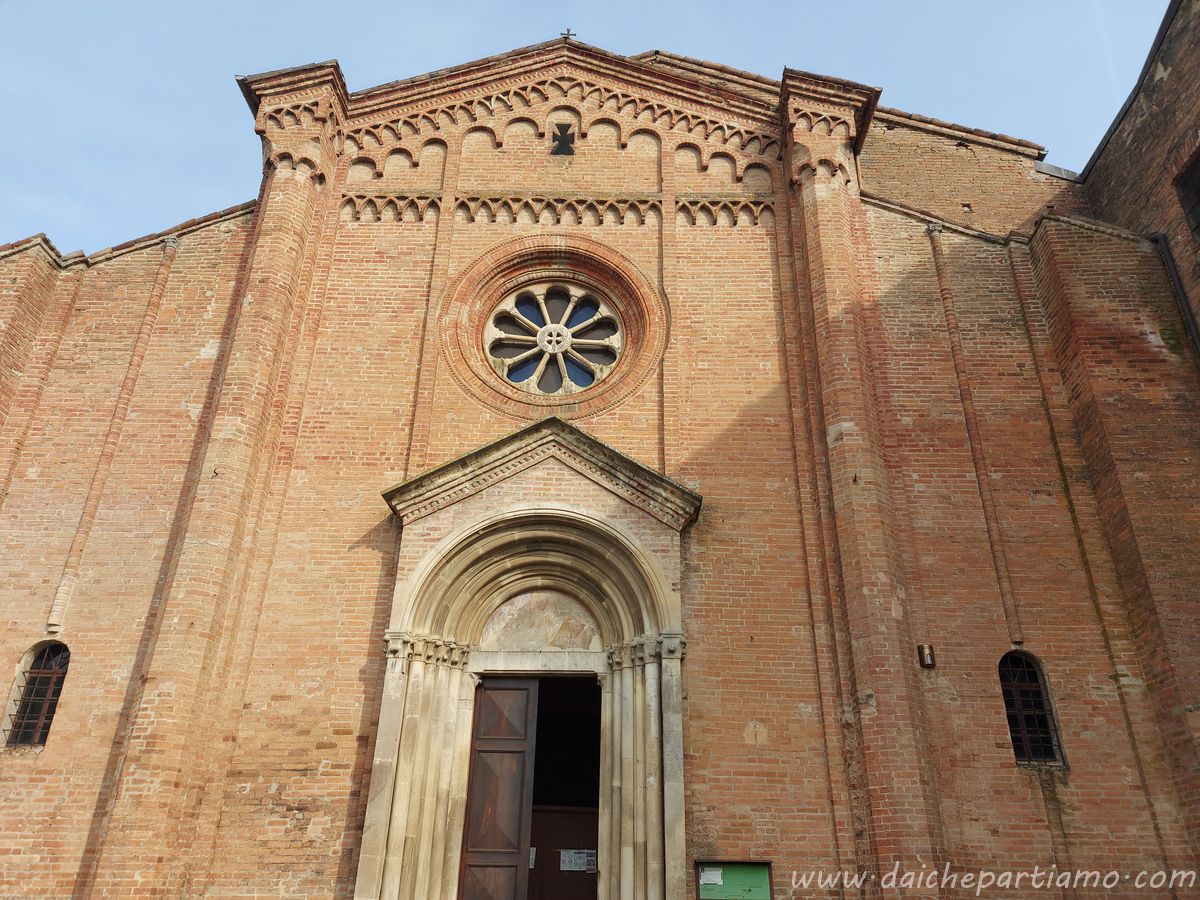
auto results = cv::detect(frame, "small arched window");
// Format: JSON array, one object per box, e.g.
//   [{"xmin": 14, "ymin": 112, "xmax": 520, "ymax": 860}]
[
  {"xmin": 998, "ymin": 651, "xmax": 1061, "ymax": 764},
  {"xmin": 4, "ymin": 642, "xmax": 70, "ymax": 747}
]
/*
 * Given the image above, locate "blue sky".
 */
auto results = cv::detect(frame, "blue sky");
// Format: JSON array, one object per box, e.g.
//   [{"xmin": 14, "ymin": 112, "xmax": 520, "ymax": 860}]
[{"xmin": 0, "ymin": 0, "xmax": 1169, "ymax": 255}]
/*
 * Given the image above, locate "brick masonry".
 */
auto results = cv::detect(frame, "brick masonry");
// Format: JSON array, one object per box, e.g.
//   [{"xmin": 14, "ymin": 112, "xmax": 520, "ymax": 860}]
[{"xmin": 0, "ymin": 16, "xmax": 1197, "ymax": 898}]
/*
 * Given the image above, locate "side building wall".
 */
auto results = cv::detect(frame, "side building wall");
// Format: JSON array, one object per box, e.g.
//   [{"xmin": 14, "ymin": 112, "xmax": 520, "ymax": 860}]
[{"xmin": 1085, "ymin": 0, "xmax": 1200, "ymax": 318}]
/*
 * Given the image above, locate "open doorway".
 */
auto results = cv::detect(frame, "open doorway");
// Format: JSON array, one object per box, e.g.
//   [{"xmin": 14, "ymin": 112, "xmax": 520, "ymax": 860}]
[
  {"xmin": 459, "ymin": 676, "xmax": 601, "ymax": 900},
  {"xmin": 530, "ymin": 677, "xmax": 601, "ymax": 900}
]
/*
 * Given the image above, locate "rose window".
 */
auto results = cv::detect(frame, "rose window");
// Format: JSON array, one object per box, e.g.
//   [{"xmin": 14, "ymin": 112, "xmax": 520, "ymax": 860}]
[{"xmin": 484, "ymin": 283, "xmax": 623, "ymax": 395}]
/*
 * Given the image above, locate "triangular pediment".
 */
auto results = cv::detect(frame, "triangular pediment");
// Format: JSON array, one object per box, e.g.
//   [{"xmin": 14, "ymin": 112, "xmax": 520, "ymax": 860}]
[
  {"xmin": 239, "ymin": 40, "xmax": 788, "ymax": 163},
  {"xmin": 347, "ymin": 39, "xmax": 780, "ymax": 134},
  {"xmin": 381, "ymin": 417, "xmax": 701, "ymax": 531}
]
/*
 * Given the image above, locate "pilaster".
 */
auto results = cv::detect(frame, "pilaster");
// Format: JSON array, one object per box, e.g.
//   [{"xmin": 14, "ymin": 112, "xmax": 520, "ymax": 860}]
[
  {"xmin": 0, "ymin": 239, "xmax": 63, "ymax": 434},
  {"xmin": 781, "ymin": 71, "xmax": 944, "ymax": 883},
  {"xmin": 1028, "ymin": 217, "xmax": 1200, "ymax": 856},
  {"xmin": 81, "ymin": 66, "xmax": 348, "ymax": 894}
]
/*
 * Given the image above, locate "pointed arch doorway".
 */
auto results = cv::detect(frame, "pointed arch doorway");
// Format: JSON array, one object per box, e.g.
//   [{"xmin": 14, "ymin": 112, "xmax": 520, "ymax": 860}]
[{"xmin": 353, "ymin": 419, "xmax": 701, "ymax": 900}]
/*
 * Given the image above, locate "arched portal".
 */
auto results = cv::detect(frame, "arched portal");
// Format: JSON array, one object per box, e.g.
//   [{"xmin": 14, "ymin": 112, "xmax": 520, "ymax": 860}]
[{"xmin": 354, "ymin": 419, "xmax": 700, "ymax": 900}]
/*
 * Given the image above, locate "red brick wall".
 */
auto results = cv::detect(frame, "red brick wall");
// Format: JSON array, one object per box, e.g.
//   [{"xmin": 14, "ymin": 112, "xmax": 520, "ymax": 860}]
[
  {"xmin": 0, "ymin": 211, "xmax": 253, "ymax": 894},
  {"xmin": 1085, "ymin": 0, "xmax": 1200, "ymax": 319},
  {"xmin": 0, "ymin": 41, "xmax": 1197, "ymax": 898},
  {"xmin": 859, "ymin": 113, "xmax": 1090, "ymax": 236}
]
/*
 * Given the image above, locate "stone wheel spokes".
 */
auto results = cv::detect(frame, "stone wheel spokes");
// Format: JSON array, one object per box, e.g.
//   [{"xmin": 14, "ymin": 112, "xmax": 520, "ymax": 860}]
[{"xmin": 485, "ymin": 283, "xmax": 623, "ymax": 395}]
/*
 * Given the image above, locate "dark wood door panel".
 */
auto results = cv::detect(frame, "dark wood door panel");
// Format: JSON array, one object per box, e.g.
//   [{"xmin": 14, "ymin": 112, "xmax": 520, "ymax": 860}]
[
  {"xmin": 476, "ymin": 686, "xmax": 533, "ymax": 739},
  {"xmin": 460, "ymin": 864, "xmax": 518, "ymax": 900},
  {"xmin": 465, "ymin": 749, "xmax": 528, "ymax": 852},
  {"xmin": 460, "ymin": 678, "xmax": 539, "ymax": 900}
]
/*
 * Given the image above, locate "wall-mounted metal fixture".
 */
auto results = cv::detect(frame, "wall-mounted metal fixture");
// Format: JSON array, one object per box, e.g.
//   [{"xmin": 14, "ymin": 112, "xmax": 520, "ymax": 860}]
[{"xmin": 917, "ymin": 644, "xmax": 936, "ymax": 669}]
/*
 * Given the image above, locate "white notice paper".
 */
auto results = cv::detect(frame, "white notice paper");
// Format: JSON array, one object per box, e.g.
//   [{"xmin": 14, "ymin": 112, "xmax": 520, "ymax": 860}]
[
  {"xmin": 699, "ymin": 866, "xmax": 724, "ymax": 885},
  {"xmin": 560, "ymin": 849, "xmax": 597, "ymax": 872}
]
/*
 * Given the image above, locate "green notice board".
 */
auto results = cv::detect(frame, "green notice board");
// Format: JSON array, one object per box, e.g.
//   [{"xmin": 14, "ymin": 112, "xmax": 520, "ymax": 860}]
[{"xmin": 697, "ymin": 862, "xmax": 772, "ymax": 899}]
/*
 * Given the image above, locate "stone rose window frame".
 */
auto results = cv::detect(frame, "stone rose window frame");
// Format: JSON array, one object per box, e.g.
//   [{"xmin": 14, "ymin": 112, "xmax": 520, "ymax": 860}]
[
  {"xmin": 485, "ymin": 281, "xmax": 624, "ymax": 396},
  {"xmin": 439, "ymin": 235, "xmax": 668, "ymax": 419}
]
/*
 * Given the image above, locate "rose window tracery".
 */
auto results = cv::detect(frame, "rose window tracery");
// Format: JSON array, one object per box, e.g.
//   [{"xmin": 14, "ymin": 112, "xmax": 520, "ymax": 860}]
[{"xmin": 484, "ymin": 283, "xmax": 623, "ymax": 395}]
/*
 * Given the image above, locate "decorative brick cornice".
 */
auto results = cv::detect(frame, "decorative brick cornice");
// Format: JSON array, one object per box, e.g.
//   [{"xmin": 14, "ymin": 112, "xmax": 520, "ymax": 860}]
[
  {"xmin": 241, "ymin": 63, "xmax": 349, "ymax": 184},
  {"xmin": 237, "ymin": 61, "xmax": 350, "ymax": 120},
  {"xmin": 381, "ymin": 416, "xmax": 702, "ymax": 532},
  {"xmin": 451, "ymin": 195, "xmax": 662, "ymax": 227},
  {"xmin": 676, "ymin": 197, "xmax": 775, "ymax": 227},
  {"xmin": 781, "ymin": 68, "xmax": 880, "ymax": 154},
  {"xmin": 339, "ymin": 194, "xmax": 440, "ymax": 224},
  {"xmin": 348, "ymin": 40, "xmax": 779, "ymax": 138},
  {"xmin": 344, "ymin": 63, "xmax": 782, "ymax": 163}
]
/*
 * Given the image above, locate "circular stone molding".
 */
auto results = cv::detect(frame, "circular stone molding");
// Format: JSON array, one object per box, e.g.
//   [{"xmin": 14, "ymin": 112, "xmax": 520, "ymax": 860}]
[
  {"xmin": 439, "ymin": 235, "xmax": 668, "ymax": 418},
  {"xmin": 485, "ymin": 282, "xmax": 623, "ymax": 396}
]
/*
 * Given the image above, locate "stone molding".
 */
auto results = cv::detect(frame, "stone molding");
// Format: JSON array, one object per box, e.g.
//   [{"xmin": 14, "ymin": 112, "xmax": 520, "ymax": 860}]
[
  {"xmin": 382, "ymin": 416, "xmax": 701, "ymax": 531},
  {"xmin": 436, "ymin": 233, "xmax": 669, "ymax": 419}
]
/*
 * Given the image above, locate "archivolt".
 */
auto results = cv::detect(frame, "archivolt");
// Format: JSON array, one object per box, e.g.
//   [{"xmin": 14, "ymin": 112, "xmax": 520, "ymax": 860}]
[{"xmin": 391, "ymin": 506, "xmax": 678, "ymax": 645}]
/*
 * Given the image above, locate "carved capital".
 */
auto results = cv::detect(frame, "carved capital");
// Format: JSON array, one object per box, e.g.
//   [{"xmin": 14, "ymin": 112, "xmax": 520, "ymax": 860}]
[
  {"xmin": 383, "ymin": 630, "xmax": 413, "ymax": 674},
  {"xmin": 631, "ymin": 640, "xmax": 647, "ymax": 667},
  {"xmin": 607, "ymin": 643, "xmax": 631, "ymax": 670},
  {"xmin": 658, "ymin": 631, "xmax": 686, "ymax": 661},
  {"xmin": 384, "ymin": 630, "xmax": 412, "ymax": 655},
  {"xmin": 446, "ymin": 642, "xmax": 471, "ymax": 669}
]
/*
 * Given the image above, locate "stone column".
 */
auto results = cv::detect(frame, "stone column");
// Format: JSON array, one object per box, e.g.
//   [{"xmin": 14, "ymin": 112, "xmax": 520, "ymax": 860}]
[
  {"xmin": 658, "ymin": 631, "xmax": 686, "ymax": 900},
  {"xmin": 783, "ymin": 81, "xmax": 943, "ymax": 880},
  {"xmin": 374, "ymin": 637, "xmax": 473, "ymax": 900},
  {"xmin": 356, "ymin": 631, "xmax": 413, "ymax": 898},
  {"xmin": 598, "ymin": 669, "xmax": 615, "ymax": 900},
  {"xmin": 441, "ymin": 669, "xmax": 479, "ymax": 899},
  {"xmin": 83, "ymin": 70, "xmax": 346, "ymax": 894},
  {"xmin": 643, "ymin": 640, "xmax": 665, "ymax": 900}
]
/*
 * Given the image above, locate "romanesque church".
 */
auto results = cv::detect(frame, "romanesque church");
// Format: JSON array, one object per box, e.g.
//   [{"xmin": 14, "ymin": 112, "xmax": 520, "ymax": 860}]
[{"xmin": 2, "ymin": 2, "xmax": 1199, "ymax": 897}]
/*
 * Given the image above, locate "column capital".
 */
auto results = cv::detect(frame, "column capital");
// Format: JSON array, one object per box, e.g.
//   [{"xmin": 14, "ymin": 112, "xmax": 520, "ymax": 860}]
[
  {"xmin": 657, "ymin": 631, "xmax": 686, "ymax": 661},
  {"xmin": 607, "ymin": 643, "xmax": 631, "ymax": 670}
]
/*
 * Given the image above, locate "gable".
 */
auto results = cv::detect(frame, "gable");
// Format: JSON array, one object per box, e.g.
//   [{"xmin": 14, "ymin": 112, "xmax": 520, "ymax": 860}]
[
  {"xmin": 345, "ymin": 62, "xmax": 782, "ymax": 165},
  {"xmin": 342, "ymin": 40, "xmax": 781, "ymax": 159},
  {"xmin": 382, "ymin": 417, "xmax": 701, "ymax": 531}
]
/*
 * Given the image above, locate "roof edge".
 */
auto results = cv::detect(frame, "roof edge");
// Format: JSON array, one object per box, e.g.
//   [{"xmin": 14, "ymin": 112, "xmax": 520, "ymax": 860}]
[
  {"xmin": 0, "ymin": 233, "xmax": 70, "ymax": 267},
  {"xmin": 874, "ymin": 106, "xmax": 1045, "ymax": 157},
  {"xmin": 237, "ymin": 59, "xmax": 349, "ymax": 116},
  {"xmin": 2, "ymin": 200, "xmax": 258, "ymax": 268},
  {"xmin": 633, "ymin": 49, "xmax": 782, "ymax": 92},
  {"xmin": 1079, "ymin": 0, "xmax": 1184, "ymax": 181}
]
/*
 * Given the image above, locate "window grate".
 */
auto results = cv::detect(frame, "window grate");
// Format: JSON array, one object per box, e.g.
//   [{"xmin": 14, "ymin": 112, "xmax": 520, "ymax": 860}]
[
  {"xmin": 6, "ymin": 643, "xmax": 70, "ymax": 747},
  {"xmin": 999, "ymin": 652, "xmax": 1060, "ymax": 764}
]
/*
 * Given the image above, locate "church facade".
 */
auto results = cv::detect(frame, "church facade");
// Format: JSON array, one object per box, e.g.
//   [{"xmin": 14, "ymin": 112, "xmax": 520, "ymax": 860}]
[{"xmin": 2, "ymin": 4, "xmax": 1199, "ymax": 898}]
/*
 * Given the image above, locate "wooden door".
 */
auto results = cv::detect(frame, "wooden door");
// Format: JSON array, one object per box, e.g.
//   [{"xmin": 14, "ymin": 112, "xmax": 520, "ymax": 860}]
[
  {"xmin": 459, "ymin": 678, "xmax": 539, "ymax": 900},
  {"xmin": 528, "ymin": 806, "xmax": 599, "ymax": 900}
]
